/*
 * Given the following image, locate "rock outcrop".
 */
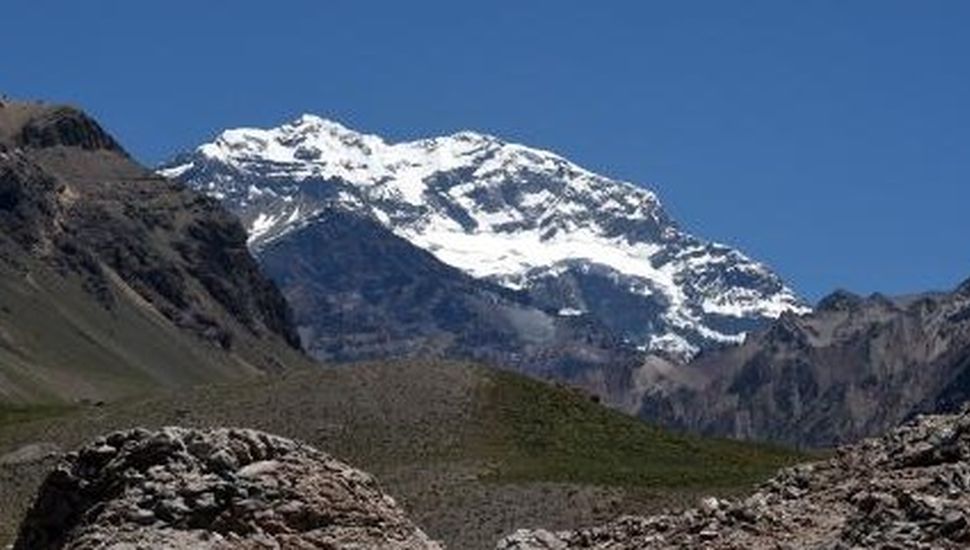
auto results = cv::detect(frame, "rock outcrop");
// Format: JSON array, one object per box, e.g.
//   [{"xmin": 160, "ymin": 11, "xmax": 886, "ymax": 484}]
[
  {"xmin": 498, "ymin": 407, "xmax": 970, "ymax": 549},
  {"xmin": 14, "ymin": 427, "xmax": 441, "ymax": 550}
]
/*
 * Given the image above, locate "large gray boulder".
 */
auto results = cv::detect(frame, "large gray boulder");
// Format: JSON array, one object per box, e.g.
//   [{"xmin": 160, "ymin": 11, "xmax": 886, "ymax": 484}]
[{"xmin": 14, "ymin": 427, "xmax": 441, "ymax": 549}]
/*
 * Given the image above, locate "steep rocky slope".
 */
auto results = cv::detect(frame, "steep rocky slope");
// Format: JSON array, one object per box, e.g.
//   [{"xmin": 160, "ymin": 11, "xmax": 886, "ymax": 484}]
[
  {"xmin": 259, "ymin": 207, "xmax": 642, "ymax": 403},
  {"xmin": 499, "ymin": 406, "xmax": 970, "ymax": 549},
  {"xmin": 639, "ymin": 280, "xmax": 970, "ymax": 447},
  {"xmin": 0, "ymin": 100, "xmax": 306, "ymax": 404},
  {"xmin": 160, "ymin": 115, "xmax": 807, "ymax": 359}
]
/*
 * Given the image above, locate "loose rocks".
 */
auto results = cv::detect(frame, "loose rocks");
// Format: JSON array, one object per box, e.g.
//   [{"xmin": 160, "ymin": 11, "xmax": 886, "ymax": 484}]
[
  {"xmin": 14, "ymin": 427, "xmax": 441, "ymax": 549},
  {"xmin": 499, "ymin": 408, "xmax": 970, "ymax": 549}
]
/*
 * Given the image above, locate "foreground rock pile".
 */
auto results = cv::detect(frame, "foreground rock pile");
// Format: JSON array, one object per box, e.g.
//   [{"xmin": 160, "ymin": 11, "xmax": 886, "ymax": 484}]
[
  {"xmin": 15, "ymin": 410, "xmax": 970, "ymax": 549},
  {"xmin": 14, "ymin": 427, "xmax": 441, "ymax": 549},
  {"xmin": 499, "ymin": 408, "xmax": 970, "ymax": 549}
]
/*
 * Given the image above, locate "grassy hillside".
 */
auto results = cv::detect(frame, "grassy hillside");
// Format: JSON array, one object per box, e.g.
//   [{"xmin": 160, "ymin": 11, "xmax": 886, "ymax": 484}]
[
  {"xmin": 0, "ymin": 361, "xmax": 805, "ymax": 549},
  {"xmin": 0, "ymin": 259, "xmax": 311, "ymax": 404},
  {"xmin": 483, "ymin": 370, "xmax": 803, "ymax": 489}
]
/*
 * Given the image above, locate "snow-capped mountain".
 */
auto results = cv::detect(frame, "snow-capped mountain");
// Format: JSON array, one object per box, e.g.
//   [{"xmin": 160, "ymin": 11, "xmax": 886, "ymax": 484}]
[{"xmin": 160, "ymin": 114, "xmax": 808, "ymax": 358}]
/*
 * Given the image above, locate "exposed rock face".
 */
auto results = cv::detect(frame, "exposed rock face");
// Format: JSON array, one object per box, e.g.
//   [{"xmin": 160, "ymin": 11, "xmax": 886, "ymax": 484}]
[
  {"xmin": 498, "ymin": 407, "xmax": 970, "ymax": 549},
  {"xmin": 0, "ymin": 100, "xmax": 304, "ymax": 404},
  {"xmin": 6, "ymin": 103, "xmax": 300, "ymax": 349},
  {"xmin": 14, "ymin": 106, "xmax": 123, "ymax": 153},
  {"xmin": 0, "ymin": 145, "xmax": 62, "ymax": 252},
  {"xmin": 14, "ymin": 427, "xmax": 441, "ymax": 550},
  {"xmin": 639, "ymin": 283, "xmax": 970, "ymax": 447},
  {"xmin": 258, "ymin": 208, "xmax": 643, "ymax": 404}
]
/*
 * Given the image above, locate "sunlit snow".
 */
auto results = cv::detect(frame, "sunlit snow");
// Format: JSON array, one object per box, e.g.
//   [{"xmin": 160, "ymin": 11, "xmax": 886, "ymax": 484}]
[{"xmin": 161, "ymin": 114, "xmax": 810, "ymax": 358}]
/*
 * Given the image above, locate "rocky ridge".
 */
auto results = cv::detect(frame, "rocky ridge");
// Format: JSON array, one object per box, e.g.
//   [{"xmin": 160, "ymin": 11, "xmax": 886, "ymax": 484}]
[
  {"xmin": 14, "ymin": 427, "xmax": 440, "ymax": 550},
  {"xmin": 498, "ymin": 407, "xmax": 970, "ymax": 549},
  {"xmin": 638, "ymin": 280, "xmax": 970, "ymax": 447}
]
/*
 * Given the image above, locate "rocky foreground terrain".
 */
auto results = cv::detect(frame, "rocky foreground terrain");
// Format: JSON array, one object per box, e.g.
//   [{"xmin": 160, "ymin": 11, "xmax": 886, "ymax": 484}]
[
  {"xmin": 14, "ymin": 427, "xmax": 441, "ymax": 549},
  {"xmin": 10, "ymin": 403, "xmax": 970, "ymax": 549},
  {"xmin": 500, "ymin": 407, "xmax": 970, "ymax": 549},
  {"xmin": 1, "ymin": 361, "xmax": 798, "ymax": 549}
]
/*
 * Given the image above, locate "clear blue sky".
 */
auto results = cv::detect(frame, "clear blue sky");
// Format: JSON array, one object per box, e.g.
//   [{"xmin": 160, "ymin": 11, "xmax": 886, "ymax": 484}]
[{"xmin": 4, "ymin": 1, "xmax": 968, "ymax": 301}]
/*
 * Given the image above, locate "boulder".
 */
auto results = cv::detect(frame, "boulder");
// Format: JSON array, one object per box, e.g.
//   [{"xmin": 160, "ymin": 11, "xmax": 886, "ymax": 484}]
[{"xmin": 14, "ymin": 427, "xmax": 441, "ymax": 549}]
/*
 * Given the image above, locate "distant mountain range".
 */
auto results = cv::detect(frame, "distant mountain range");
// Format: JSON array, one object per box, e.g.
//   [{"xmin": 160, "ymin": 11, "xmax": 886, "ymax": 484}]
[
  {"xmin": 0, "ymin": 100, "xmax": 308, "ymax": 404},
  {"xmin": 639, "ymin": 281, "xmax": 970, "ymax": 447},
  {"xmin": 6, "ymin": 99, "xmax": 967, "ymax": 451},
  {"xmin": 160, "ymin": 114, "xmax": 970, "ymax": 448},
  {"xmin": 160, "ymin": 114, "xmax": 807, "ymax": 363}
]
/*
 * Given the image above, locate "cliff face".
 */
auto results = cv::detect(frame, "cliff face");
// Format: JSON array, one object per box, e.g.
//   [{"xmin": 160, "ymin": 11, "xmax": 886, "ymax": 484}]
[{"xmin": 0, "ymin": 101, "xmax": 305, "ymax": 404}]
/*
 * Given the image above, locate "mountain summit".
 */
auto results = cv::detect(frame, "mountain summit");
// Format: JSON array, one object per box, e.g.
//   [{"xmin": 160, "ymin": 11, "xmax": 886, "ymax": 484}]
[{"xmin": 161, "ymin": 115, "xmax": 807, "ymax": 358}]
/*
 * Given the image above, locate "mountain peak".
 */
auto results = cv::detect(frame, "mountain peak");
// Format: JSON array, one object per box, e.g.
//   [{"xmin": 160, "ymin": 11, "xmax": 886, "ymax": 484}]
[
  {"xmin": 290, "ymin": 112, "xmax": 341, "ymax": 127},
  {"xmin": 957, "ymin": 276, "xmax": 970, "ymax": 296},
  {"xmin": 161, "ymin": 115, "xmax": 808, "ymax": 358},
  {"xmin": 283, "ymin": 113, "xmax": 370, "ymax": 140},
  {"xmin": 816, "ymin": 289, "xmax": 864, "ymax": 312},
  {"xmin": 447, "ymin": 129, "xmax": 501, "ymax": 143},
  {"xmin": 0, "ymin": 100, "xmax": 124, "ymax": 154}
]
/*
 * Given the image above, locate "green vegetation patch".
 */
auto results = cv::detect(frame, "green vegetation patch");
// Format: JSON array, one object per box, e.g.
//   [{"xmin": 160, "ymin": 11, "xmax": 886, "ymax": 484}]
[
  {"xmin": 0, "ymin": 403, "xmax": 74, "ymax": 428},
  {"xmin": 481, "ymin": 370, "xmax": 805, "ymax": 489}
]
